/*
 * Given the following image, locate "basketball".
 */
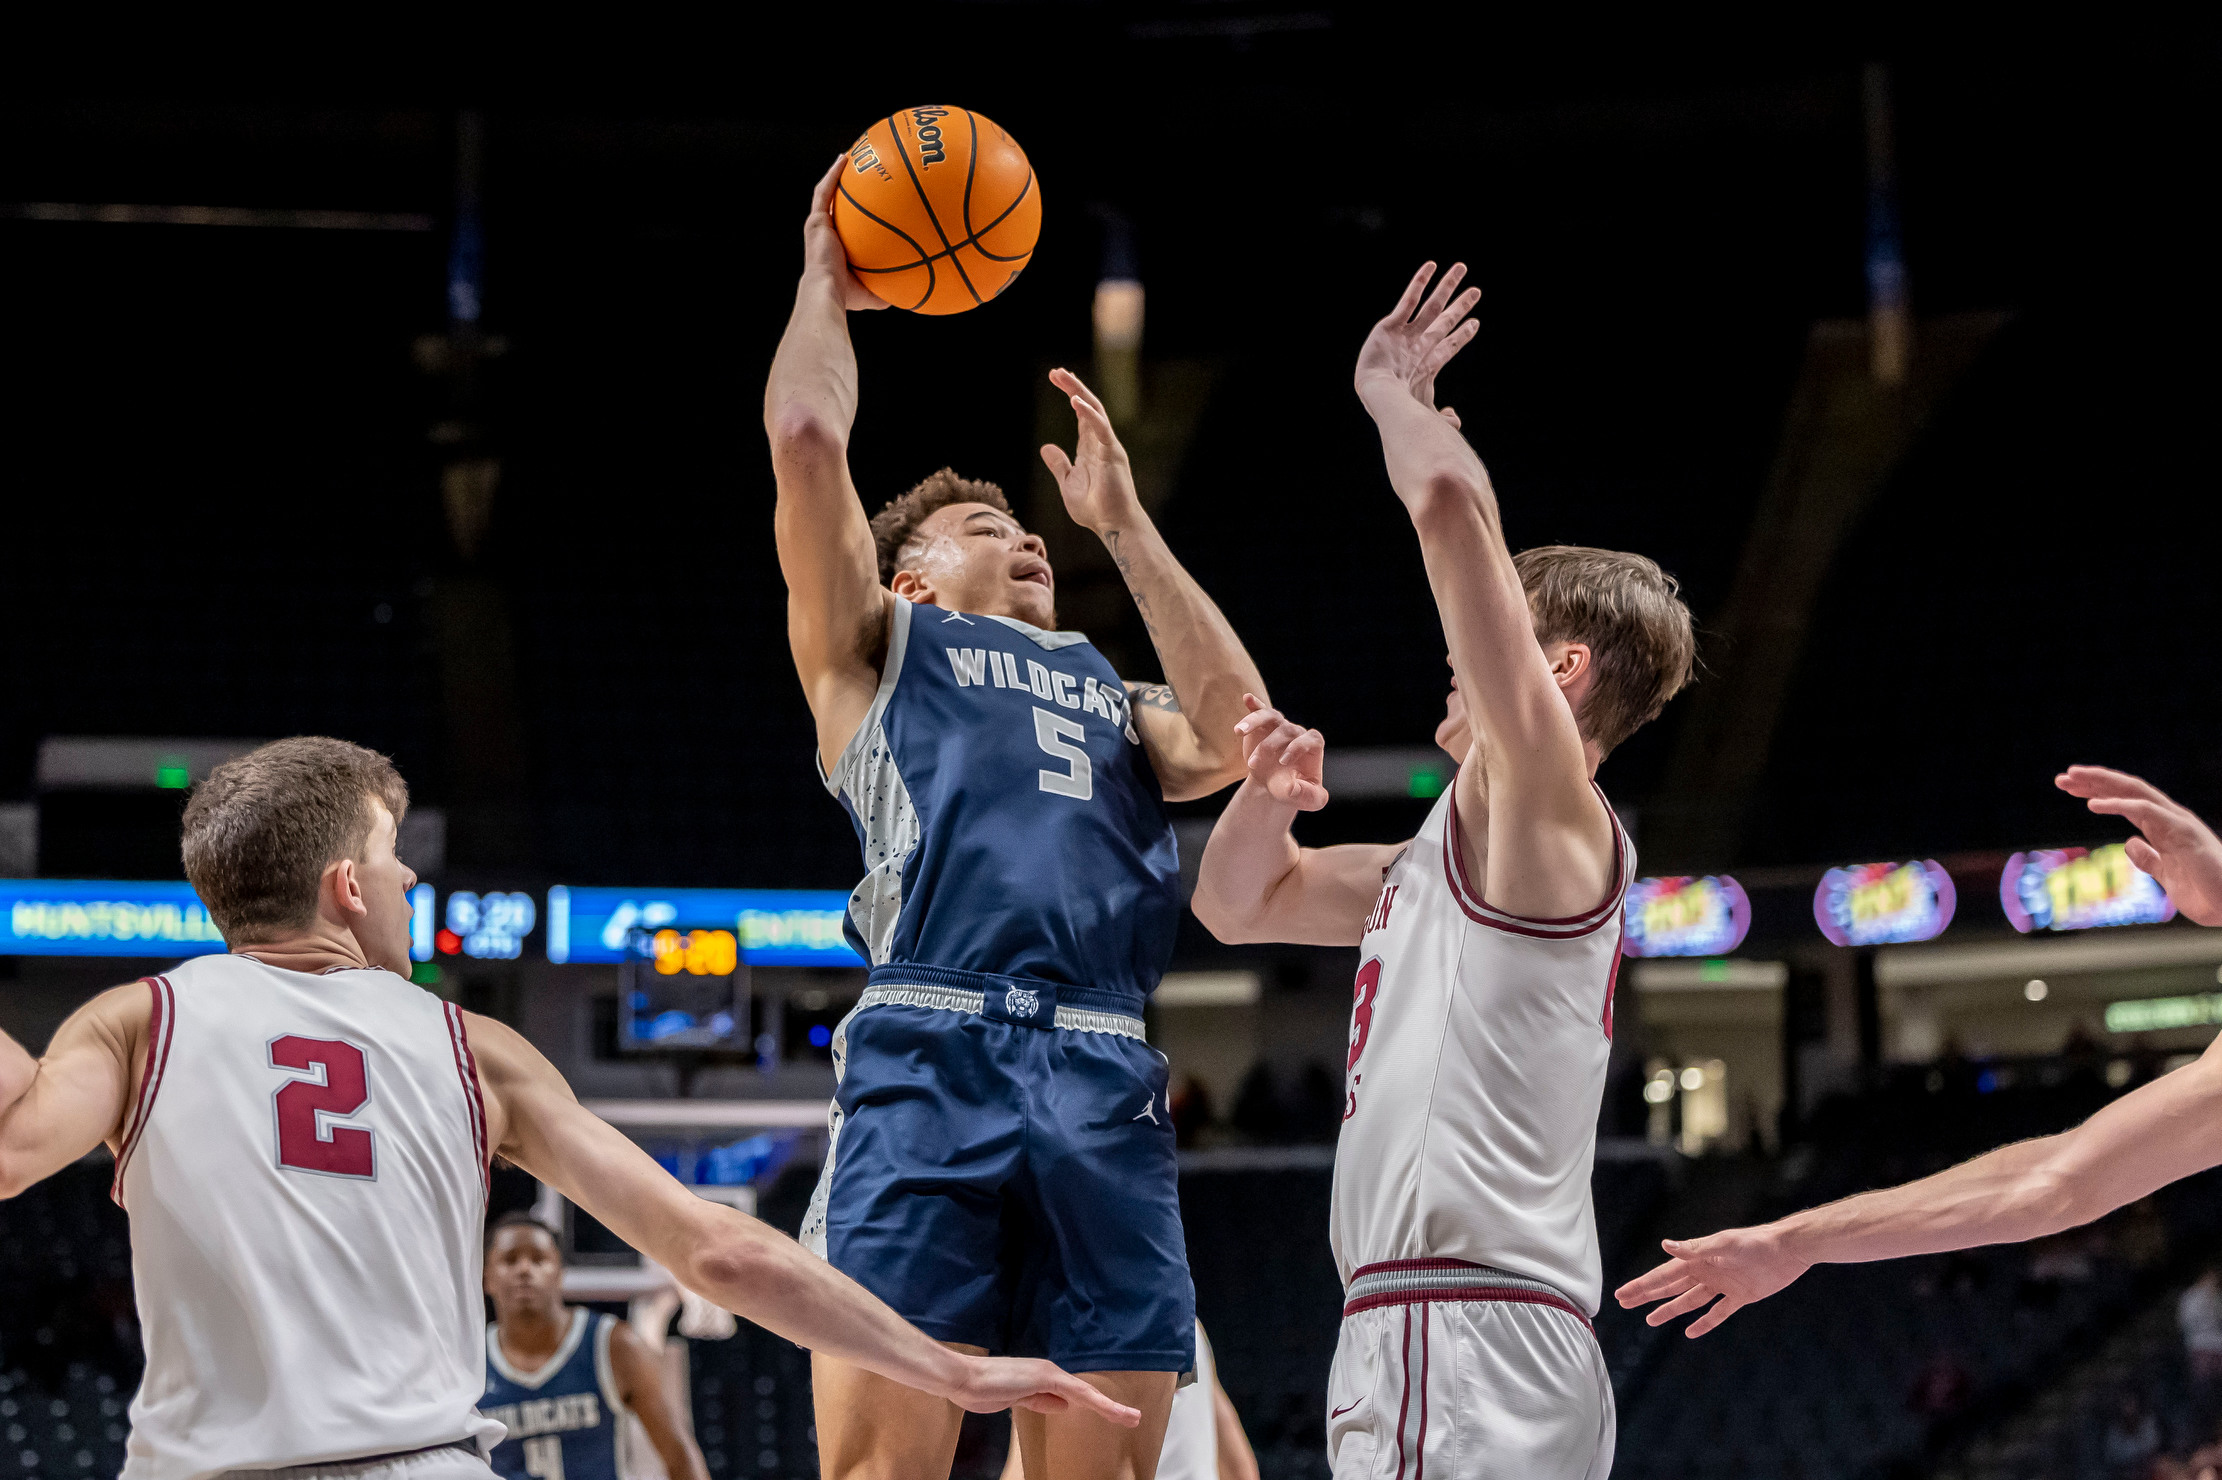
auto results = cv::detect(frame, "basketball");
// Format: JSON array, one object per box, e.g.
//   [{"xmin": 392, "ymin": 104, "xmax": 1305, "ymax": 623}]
[{"xmin": 833, "ymin": 106, "xmax": 1041, "ymax": 315}]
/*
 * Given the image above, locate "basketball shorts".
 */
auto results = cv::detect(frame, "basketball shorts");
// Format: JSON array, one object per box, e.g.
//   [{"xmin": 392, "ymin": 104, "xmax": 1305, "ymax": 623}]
[
  {"xmin": 1325, "ymin": 1262, "xmax": 1614, "ymax": 1480},
  {"xmin": 216, "ymin": 1441, "xmax": 496, "ymax": 1480},
  {"xmin": 801, "ymin": 967, "xmax": 1196, "ymax": 1372}
]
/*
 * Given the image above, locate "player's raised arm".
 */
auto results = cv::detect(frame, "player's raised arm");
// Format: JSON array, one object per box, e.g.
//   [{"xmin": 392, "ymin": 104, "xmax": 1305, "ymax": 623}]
[
  {"xmin": 607, "ymin": 1318, "xmax": 712, "ymax": 1480},
  {"xmin": 2055, "ymin": 765, "xmax": 2222, "ymax": 924},
  {"xmin": 467, "ymin": 1013, "xmax": 1140, "ymax": 1427},
  {"xmin": 1354, "ymin": 264, "xmax": 1613, "ymax": 918},
  {"xmin": 764, "ymin": 155, "xmax": 895, "ymax": 770},
  {"xmin": 0, "ymin": 984, "xmax": 145, "ymax": 1199},
  {"xmin": 1618, "ymin": 1025, "xmax": 2222, "ymax": 1338},
  {"xmin": 1192, "ymin": 696, "xmax": 1400, "ymax": 946},
  {"xmin": 1040, "ymin": 369, "xmax": 1267, "ymax": 801}
]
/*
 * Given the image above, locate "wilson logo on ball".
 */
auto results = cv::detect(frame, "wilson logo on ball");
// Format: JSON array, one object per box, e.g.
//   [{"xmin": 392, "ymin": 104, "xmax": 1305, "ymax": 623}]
[{"xmin": 911, "ymin": 106, "xmax": 950, "ymax": 165}]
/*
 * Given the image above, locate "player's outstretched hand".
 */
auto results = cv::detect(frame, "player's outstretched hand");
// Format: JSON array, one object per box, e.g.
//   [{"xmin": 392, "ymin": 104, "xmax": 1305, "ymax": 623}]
[
  {"xmin": 2056, "ymin": 766, "xmax": 2222, "ymax": 926},
  {"xmin": 1040, "ymin": 368, "xmax": 1140, "ymax": 535},
  {"xmin": 1353, "ymin": 261, "xmax": 1481, "ymax": 427},
  {"xmin": 946, "ymin": 1355, "xmax": 1142, "ymax": 1426},
  {"xmin": 1234, "ymin": 695, "xmax": 1329, "ymax": 811},
  {"xmin": 802, "ymin": 155, "xmax": 887, "ymax": 312},
  {"xmin": 1613, "ymin": 1225, "xmax": 1810, "ymax": 1338}
]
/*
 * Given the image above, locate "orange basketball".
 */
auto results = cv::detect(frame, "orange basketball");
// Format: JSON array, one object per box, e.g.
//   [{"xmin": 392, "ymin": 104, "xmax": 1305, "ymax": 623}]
[{"xmin": 833, "ymin": 106, "xmax": 1040, "ymax": 315}]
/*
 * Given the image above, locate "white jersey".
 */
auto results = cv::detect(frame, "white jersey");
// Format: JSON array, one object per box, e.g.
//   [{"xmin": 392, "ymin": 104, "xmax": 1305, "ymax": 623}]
[
  {"xmin": 115, "ymin": 953, "xmax": 503, "ymax": 1479},
  {"xmin": 1329, "ymin": 783, "xmax": 1631, "ymax": 1314}
]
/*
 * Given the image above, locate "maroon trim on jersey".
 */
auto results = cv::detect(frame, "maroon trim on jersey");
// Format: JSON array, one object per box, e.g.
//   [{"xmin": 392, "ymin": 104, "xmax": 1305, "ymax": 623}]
[
  {"xmin": 1343, "ymin": 1258, "xmax": 1596, "ymax": 1332},
  {"xmin": 443, "ymin": 1001, "xmax": 490, "ymax": 1199},
  {"xmin": 1394, "ymin": 1307, "xmax": 1412, "ymax": 1479},
  {"xmin": 1440, "ymin": 782, "xmax": 1628, "ymax": 939},
  {"xmin": 1416, "ymin": 1304, "xmax": 1430, "ymax": 1479},
  {"xmin": 111, "ymin": 975, "xmax": 177, "ymax": 1207},
  {"xmin": 1603, "ymin": 921, "xmax": 1626, "ymax": 1038}
]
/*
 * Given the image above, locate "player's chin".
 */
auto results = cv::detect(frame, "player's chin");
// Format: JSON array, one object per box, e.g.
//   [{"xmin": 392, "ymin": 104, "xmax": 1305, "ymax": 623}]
[{"xmin": 1009, "ymin": 581, "xmax": 1057, "ymax": 627}]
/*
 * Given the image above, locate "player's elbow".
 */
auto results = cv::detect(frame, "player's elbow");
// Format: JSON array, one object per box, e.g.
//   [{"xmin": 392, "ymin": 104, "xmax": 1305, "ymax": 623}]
[
  {"xmin": 679, "ymin": 1226, "xmax": 781, "ymax": 1308},
  {"xmin": 2015, "ymin": 1163, "xmax": 2096, "ymax": 1237},
  {"xmin": 766, "ymin": 406, "xmax": 846, "ymax": 468},
  {"xmin": 1190, "ymin": 881, "xmax": 1263, "ymax": 944},
  {"xmin": 0, "ymin": 1157, "xmax": 32, "ymax": 1202},
  {"xmin": 1404, "ymin": 470, "xmax": 1493, "ymax": 535}
]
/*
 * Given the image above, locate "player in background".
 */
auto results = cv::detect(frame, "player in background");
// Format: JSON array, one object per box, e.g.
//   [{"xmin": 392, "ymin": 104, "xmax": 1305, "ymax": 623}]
[
  {"xmin": 765, "ymin": 157, "xmax": 1268, "ymax": 1480},
  {"xmin": 1000, "ymin": 1321, "xmax": 1259, "ymax": 1480},
  {"xmin": 1193, "ymin": 263, "xmax": 1697, "ymax": 1479},
  {"xmin": 0, "ymin": 738, "xmax": 1136, "ymax": 1480},
  {"xmin": 1619, "ymin": 769, "xmax": 2222, "ymax": 1337},
  {"xmin": 481, "ymin": 1212, "xmax": 707, "ymax": 1480}
]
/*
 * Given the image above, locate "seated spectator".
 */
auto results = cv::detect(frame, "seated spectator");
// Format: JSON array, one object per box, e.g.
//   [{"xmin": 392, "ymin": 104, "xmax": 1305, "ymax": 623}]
[{"xmin": 2101, "ymin": 1391, "xmax": 2162, "ymax": 1478}]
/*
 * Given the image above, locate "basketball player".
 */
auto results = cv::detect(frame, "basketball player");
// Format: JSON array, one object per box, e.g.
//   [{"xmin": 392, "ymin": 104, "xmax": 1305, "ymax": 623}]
[
  {"xmin": 0, "ymin": 738, "xmax": 1136, "ymax": 1480},
  {"xmin": 481, "ymin": 1212, "xmax": 706, "ymax": 1480},
  {"xmin": 1001, "ymin": 1322, "xmax": 1259, "ymax": 1480},
  {"xmin": 765, "ymin": 157, "xmax": 1269, "ymax": 1480},
  {"xmin": 1618, "ymin": 770, "xmax": 2222, "ymax": 1337},
  {"xmin": 1192, "ymin": 262, "xmax": 1698, "ymax": 1479}
]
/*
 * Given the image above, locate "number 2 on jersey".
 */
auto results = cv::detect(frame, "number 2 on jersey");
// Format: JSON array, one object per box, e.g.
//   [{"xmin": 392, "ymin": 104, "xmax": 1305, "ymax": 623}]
[
  {"xmin": 1345, "ymin": 957, "xmax": 1382, "ymax": 1121},
  {"xmin": 268, "ymin": 1035, "xmax": 376, "ymax": 1179}
]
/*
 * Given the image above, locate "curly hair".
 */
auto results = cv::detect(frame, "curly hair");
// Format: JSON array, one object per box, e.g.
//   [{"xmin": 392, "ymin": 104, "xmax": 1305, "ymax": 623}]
[{"xmin": 868, "ymin": 468, "xmax": 1014, "ymax": 585}]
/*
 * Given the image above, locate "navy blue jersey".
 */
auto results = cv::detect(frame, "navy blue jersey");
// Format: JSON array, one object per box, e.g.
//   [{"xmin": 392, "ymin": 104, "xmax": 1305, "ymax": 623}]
[
  {"xmin": 481, "ymin": 1310, "xmax": 622, "ymax": 1480},
  {"xmin": 822, "ymin": 597, "xmax": 1180, "ymax": 1011}
]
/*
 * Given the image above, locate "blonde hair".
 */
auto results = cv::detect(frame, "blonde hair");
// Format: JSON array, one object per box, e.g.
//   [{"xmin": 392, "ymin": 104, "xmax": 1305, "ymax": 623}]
[{"xmin": 1514, "ymin": 545, "xmax": 1696, "ymax": 754}]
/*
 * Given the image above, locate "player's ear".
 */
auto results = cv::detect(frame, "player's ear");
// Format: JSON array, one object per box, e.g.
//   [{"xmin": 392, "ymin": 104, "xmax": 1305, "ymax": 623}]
[
  {"xmin": 1547, "ymin": 641, "xmax": 1592, "ymax": 691},
  {"xmin": 325, "ymin": 856, "xmax": 368, "ymax": 923},
  {"xmin": 889, "ymin": 568, "xmax": 933, "ymax": 603}
]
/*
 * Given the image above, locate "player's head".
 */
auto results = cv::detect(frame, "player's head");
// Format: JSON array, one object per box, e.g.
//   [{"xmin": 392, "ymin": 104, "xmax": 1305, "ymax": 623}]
[
  {"xmin": 483, "ymin": 1211, "xmax": 566, "ymax": 1321},
  {"xmin": 180, "ymin": 737, "xmax": 417, "ymax": 974},
  {"xmin": 1436, "ymin": 546, "xmax": 1696, "ymax": 764},
  {"xmin": 871, "ymin": 468, "xmax": 1055, "ymax": 628}
]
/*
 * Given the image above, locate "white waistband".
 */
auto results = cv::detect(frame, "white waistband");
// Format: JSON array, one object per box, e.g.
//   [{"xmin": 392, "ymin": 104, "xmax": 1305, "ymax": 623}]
[{"xmin": 857, "ymin": 983, "xmax": 1147, "ymax": 1040}]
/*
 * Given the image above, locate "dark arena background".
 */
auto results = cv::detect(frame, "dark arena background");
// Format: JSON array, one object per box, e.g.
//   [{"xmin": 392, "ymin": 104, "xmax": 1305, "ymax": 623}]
[{"xmin": 3, "ymin": 11, "xmax": 2218, "ymax": 1480}]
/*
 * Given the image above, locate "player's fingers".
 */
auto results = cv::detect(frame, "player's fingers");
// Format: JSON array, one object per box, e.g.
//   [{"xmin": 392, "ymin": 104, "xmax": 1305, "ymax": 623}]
[
  {"xmin": 1059, "ymin": 1378, "xmax": 1142, "ymax": 1428},
  {"xmin": 1235, "ymin": 708, "xmax": 1284, "ymax": 738},
  {"xmin": 1243, "ymin": 693, "xmax": 1268, "ymax": 714},
  {"xmin": 2082, "ymin": 796, "xmax": 2168, "ymax": 833},
  {"xmin": 1039, "ymin": 444, "xmax": 1073, "ymax": 482},
  {"xmin": 1440, "ymin": 405, "xmax": 1462, "ymax": 429},
  {"xmin": 1383, "ymin": 262, "xmax": 1436, "ymax": 326},
  {"xmin": 812, "ymin": 154, "xmax": 846, "ymax": 214},
  {"xmin": 2057, "ymin": 766, "xmax": 2171, "ymax": 805},
  {"xmin": 1415, "ymin": 262, "xmax": 1468, "ymax": 326},
  {"xmin": 1294, "ymin": 780, "xmax": 1331, "ymax": 812},
  {"xmin": 1617, "ymin": 1268, "xmax": 1697, "ymax": 1306},
  {"xmin": 2125, "ymin": 837, "xmax": 2163, "ymax": 875},
  {"xmin": 1053, "ymin": 368, "xmax": 1111, "ymax": 417},
  {"xmin": 1645, "ymin": 1284, "xmax": 1718, "ymax": 1327},
  {"xmin": 1687, "ymin": 1294, "xmax": 1743, "ymax": 1338},
  {"xmin": 1420, "ymin": 318, "xmax": 1480, "ymax": 378},
  {"xmin": 1423, "ymin": 286, "xmax": 1483, "ymax": 345}
]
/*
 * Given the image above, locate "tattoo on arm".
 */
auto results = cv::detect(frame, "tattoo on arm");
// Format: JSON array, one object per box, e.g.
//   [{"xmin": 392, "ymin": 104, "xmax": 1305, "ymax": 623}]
[
  {"xmin": 1104, "ymin": 529, "xmax": 1162, "ymax": 641},
  {"xmin": 1127, "ymin": 683, "xmax": 1181, "ymax": 713}
]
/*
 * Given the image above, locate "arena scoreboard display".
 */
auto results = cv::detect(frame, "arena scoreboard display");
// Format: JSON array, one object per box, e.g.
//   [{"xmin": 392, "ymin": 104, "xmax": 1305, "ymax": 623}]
[
  {"xmin": 2001, "ymin": 844, "xmax": 2176, "ymax": 932},
  {"xmin": 1621, "ymin": 875, "xmax": 1752, "ymax": 958},
  {"xmin": 1813, "ymin": 860, "xmax": 1955, "ymax": 947},
  {"xmin": 1, "ymin": 879, "xmax": 227, "ymax": 958},
  {"xmin": 545, "ymin": 886, "xmax": 861, "ymax": 968}
]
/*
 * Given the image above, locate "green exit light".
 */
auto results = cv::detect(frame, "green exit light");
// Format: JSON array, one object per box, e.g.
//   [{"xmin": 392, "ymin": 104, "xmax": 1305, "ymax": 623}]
[
  {"xmin": 155, "ymin": 760, "xmax": 191, "ymax": 789},
  {"xmin": 411, "ymin": 961, "xmax": 443, "ymax": 987},
  {"xmin": 1408, "ymin": 768, "xmax": 1448, "ymax": 799},
  {"xmin": 2105, "ymin": 993, "xmax": 2222, "ymax": 1034},
  {"xmin": 1700, "ymin": 958, "xmax": 1730, "ymax": 982}
]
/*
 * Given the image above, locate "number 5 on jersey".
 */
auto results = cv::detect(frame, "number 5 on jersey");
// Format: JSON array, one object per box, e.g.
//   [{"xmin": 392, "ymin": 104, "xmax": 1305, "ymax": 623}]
[{"xmin": 269, "ymin": 1035, "xmax": 377, "ymax": 1179}]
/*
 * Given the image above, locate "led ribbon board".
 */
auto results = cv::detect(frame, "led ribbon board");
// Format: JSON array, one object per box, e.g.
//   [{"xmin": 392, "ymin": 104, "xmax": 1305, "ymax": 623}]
[
  {"xmin": 1622, "ymin": 875, "xmax": 1752, "ymax": 958},
  {"xmin": 1813, "ymin": 860, "xmax": 1955, "ymax": 947},
  {"xmin": 546, "ymin": 886, "xmax": 861, "ymax": 967},
  {"xmin": 2, "ymin": 879, "xmax": 228, "ymax": 957},
  {"xmin": 2001, "ymin": 844, "xmax": 2176, "ymax": 933}
]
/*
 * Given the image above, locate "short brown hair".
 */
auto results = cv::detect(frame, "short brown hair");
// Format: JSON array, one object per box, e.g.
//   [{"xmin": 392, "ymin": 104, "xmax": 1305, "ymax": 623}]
[
  {"xmin": 1514, "ymin": 545, "xmax": 1696, "ymax": 755},
  {"xmin": 869, "ymin": 467, "xmax": 1014, "ymax": 585},
  {"xmin": 181, "ymin": 737, "xmax": 409, "ymax": 939}
]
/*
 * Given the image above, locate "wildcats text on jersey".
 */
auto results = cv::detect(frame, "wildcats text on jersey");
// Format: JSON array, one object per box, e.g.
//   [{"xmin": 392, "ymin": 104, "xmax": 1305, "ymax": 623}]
[
  {"xmin": 480, "ymin": 1391, "xmax": 603, "ymax": 1443},
  {"xmin": 942, "ymin": 646, "xmax": 1142, "ymax": 742}
]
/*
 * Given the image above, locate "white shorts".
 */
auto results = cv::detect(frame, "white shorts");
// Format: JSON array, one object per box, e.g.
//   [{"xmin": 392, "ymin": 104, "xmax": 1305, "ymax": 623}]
[
  {"xmin": 1325, "ymin": 1265, "xmax": 1614, "ymax": 1480},
  {"xmin": 217, "ymin": 1443, "xmax": 496, "ymax": 1480}
]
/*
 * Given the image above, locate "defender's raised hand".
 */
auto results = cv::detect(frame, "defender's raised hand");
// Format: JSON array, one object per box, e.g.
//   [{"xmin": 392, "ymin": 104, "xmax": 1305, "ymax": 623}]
[
  {"xmin": 2056, "ymin": 766, "xmax": 2222, "ymax": 925},
  {"xmin": 1614, "ymin": 1225, "xmax": 1812, "ymax": 1338},
  {"xmin": 1354, "ymin": 261, "xmax": 1482, "ymax": 426},
  {"xmin": 802, "ymin": 155, "xmax": 887, "ymax": 312},
  {"xmin": 1234, "ymin": 696, "xmax": 1329, "ymax": 811},
  {"xmin": 1039, "ymin": 368, "xmax": 1140, "ymax": 535}
]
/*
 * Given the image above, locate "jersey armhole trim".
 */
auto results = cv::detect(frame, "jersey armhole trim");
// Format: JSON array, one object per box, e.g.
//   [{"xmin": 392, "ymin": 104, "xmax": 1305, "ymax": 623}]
[
  {"xmin": 110, "ymin": 974, "xmax": 176, "ymax": 1207},
  {"xmin": 594, "ymin": 1313, "xmax": 626, "ymax": 1420},
  {"xmin": 1441, "ymin": 781, "xmax": 1628, "ymax": 938},
  {"xmin": 443, "ymin": 1001, "xmax": 490, "ymax": 1200},
  {"xmin": 821, "ymin": 594, "xmax": 913, "ymax": 797}
]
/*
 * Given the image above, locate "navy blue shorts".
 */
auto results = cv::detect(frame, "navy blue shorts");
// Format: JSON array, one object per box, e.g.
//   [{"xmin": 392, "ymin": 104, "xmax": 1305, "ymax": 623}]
[{"xmin": 803, "ymin": 977, "xmax": 1195, "ymax": 1372}]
